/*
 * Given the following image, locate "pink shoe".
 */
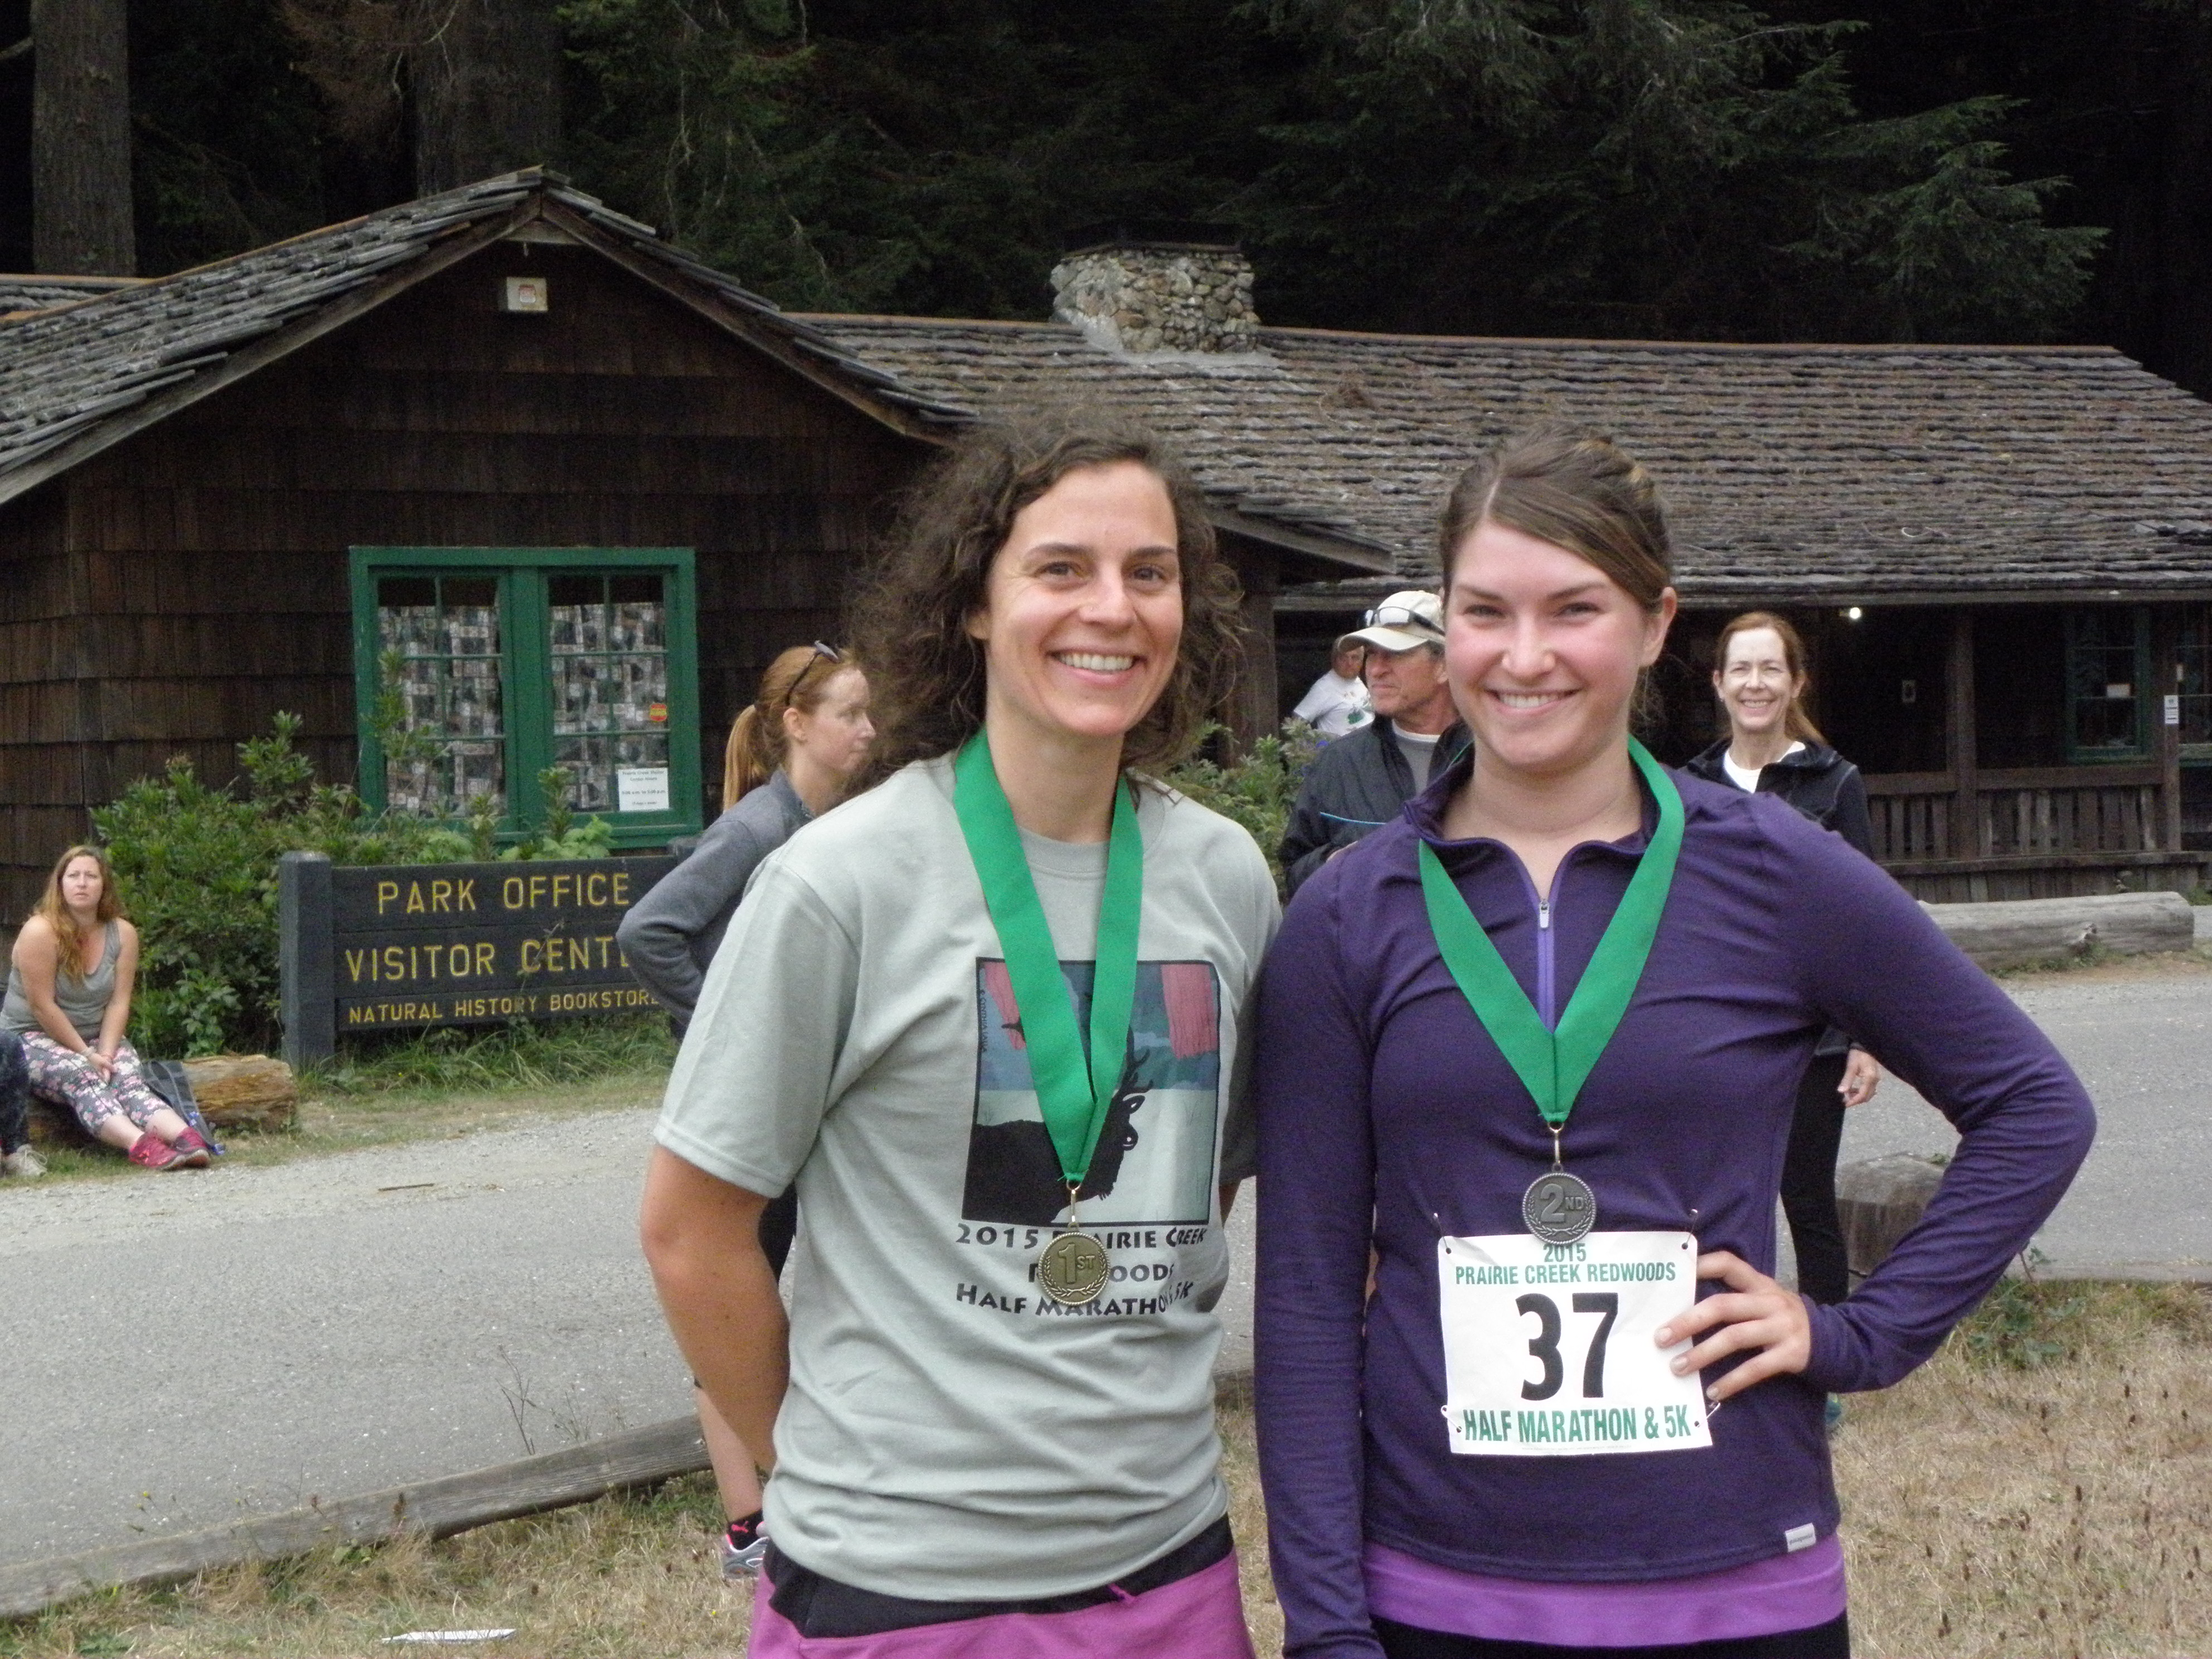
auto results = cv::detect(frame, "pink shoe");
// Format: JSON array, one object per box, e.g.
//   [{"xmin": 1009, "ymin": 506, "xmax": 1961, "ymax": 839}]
[
  {"xmin": 171, "ymin": 1128, "xmax": 215, "ymax": 1168},
  {"xmin": 127, "ymin": 1133, "xmax": 185, "ymax": 1171}
]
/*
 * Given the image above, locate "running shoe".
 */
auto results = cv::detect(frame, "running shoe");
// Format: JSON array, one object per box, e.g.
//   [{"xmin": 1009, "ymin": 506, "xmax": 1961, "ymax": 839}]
[
  {"xmin": 171, "ymin": 1128, "xmax": 215, "ymax": 1168},
  {"xmin": 1, "ymin": 1147, "xmax": 45, "ymax": 1178},
  {"xmin": 720, "ymin": 1512, "xmax": 768, "ymax": 1580},
  {"xmin": 127, "ymin": 1133, "xmax": 186, "ymax": 1171}
]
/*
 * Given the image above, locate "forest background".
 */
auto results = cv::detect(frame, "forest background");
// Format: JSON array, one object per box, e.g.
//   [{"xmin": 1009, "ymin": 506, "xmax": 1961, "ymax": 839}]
[{"xmin": 3, "ymin": 0, "xmax": 2210, "ymax": 397}]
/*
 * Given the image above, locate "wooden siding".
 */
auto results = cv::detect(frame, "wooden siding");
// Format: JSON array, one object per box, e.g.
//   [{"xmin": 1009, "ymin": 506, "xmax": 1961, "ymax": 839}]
[{"xmin": 0, "ymin": 242, "xmax": 923, "ymax": 920}]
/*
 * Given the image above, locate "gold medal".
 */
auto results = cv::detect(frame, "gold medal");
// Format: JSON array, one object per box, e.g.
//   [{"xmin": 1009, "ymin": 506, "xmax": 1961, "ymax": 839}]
[{"xmin": 1038, "ymin": 1228, "xmax": 1110, "ymax": 1306}]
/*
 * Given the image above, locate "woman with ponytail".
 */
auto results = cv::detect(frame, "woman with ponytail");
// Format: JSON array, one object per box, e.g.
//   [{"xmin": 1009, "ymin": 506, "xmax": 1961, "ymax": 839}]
[{"xmin": 618, "ymin": 640, "xmax": 872, "ymax": 1579}]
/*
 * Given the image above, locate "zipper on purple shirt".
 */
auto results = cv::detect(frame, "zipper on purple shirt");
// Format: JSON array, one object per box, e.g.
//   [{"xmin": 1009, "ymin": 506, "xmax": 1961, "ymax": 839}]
[{"xmin": 1505, "ymin": 852, "xmax": 1569, "ymax": 1030}]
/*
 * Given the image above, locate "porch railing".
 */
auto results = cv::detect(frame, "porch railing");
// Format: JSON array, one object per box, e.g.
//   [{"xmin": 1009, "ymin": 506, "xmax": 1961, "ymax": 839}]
[
  {"xmin": 1865, "ymin": 772, "xmax": 1952, "ymax": 862},
  {"xmin": 1865, "ymin": 765, "xmax": 2167, "ymax": 865}
]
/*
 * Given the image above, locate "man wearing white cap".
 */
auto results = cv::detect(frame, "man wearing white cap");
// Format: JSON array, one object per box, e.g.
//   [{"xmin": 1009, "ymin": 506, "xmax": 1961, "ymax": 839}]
[{"xmin": 1279, "ymin": 591, "xmax": 1469, "ymax": 896}]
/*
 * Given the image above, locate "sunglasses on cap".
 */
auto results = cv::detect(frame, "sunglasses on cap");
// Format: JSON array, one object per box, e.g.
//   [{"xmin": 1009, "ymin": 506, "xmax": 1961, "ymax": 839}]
[{"xmin": 1362, "ymin": 603, "xmax": 1444, "ymax": 637}]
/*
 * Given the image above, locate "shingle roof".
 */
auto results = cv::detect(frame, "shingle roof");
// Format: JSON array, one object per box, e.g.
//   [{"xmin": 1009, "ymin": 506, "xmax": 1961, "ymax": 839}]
[
  {"xmin": 11, "ymin": 168, "xmax": 2212, "ymax": 600},
  {"xmin": 0, "ymin": 274, "xmax": 144, "ymax": 316},
  {"xmin": 0, "ymin": 171, "xmax": 971, "ymax": 503},
  {"xmin": 805, "ymin": 316, "xmax": 2212, "ymax": 602}
]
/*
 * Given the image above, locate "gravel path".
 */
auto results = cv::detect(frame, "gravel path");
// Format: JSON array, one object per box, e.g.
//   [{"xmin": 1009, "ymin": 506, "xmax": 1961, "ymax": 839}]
[{"xmin": 0, "ymin": 1108, "xmax": 685, "ymax": 1566}]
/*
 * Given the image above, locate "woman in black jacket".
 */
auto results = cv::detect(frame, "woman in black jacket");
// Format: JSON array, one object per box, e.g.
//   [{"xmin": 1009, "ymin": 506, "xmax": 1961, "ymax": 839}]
[{"xmin": 1685, "ymin": 612, "xmax": 1880, "ymax": 1324}]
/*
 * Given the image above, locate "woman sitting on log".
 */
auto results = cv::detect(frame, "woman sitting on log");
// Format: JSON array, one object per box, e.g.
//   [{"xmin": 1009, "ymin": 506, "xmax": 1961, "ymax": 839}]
[{"xmin": 4, "ymin": 845, "xmax": 215, "ymax": 1171}]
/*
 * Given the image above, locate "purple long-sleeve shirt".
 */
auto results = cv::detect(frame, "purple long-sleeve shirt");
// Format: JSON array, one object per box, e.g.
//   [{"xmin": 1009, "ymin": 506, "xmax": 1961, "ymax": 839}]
[{"xmin": 1253, "ymin": 753, "xmax": 2094, "ymax": 1659}]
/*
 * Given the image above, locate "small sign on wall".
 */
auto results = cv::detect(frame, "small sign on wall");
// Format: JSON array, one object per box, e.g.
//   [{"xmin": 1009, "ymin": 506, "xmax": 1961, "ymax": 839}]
[
  {"xmin": 2165, "ymin": 693, "xmax": 2182, "ymax": 726},
  {"xmin": 617, "ymin": 767, "xmax": 671, "ymax": 813}
]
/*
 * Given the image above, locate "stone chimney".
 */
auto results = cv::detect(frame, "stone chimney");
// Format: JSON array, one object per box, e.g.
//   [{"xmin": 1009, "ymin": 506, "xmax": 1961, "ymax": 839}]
[{"xmin": 1051, "ymin": 225, "xmax": 1259, "ymax": 355}]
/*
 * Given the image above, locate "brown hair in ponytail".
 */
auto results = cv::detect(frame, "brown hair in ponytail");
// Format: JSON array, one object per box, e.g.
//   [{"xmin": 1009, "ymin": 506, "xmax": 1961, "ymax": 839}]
[
  {"xmin": 722, "ymin": 644, "xmax": 858, "ymax": 809},
  {"xmin": 1714, "ymin": 610, "xmax": 1826, "ymax": 744}
]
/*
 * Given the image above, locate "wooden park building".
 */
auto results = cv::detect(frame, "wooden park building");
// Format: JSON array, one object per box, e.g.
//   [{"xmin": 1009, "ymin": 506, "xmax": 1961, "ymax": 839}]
[{"xmin": 9, "ymin": 171, "xmax": 2212, "ymax": 913}]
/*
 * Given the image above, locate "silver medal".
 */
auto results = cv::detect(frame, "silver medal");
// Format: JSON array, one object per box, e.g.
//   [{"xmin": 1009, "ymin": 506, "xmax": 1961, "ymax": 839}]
[{"xmin": 1522, "ymin": 1170, "xmax": 1597, "ymax": 1244}]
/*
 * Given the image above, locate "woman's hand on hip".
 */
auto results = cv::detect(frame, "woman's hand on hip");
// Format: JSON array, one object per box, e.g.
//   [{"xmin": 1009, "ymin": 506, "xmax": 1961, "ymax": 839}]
[
  {"xmin": 1840, "ymin": 1049, "xmax": 1881, "ymax": 1107},
  {"xmin": 1655, "ymin": 1251, "xmax": 1811, "ymax": 1404}
]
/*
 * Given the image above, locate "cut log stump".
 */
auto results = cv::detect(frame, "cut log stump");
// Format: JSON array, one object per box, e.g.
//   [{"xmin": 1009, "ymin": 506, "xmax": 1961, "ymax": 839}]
[
  {"xmin": 1922, "ymin": 890, "xmax": 2194, "ymax": 972},
  {"xmin": 181, "ymin": 1053, "xmax": 297, "ymax": 1130},
  {"xmin": 1836, "ymin": 1154, "xmax": 1946, "ymax": 1282},
  {"xmin": 21, "ymin": 1052, "xmax": 297, "ymax": 1142}
]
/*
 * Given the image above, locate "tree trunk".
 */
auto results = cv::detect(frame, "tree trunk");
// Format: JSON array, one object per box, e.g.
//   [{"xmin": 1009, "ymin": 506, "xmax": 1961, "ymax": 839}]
[
  {"xmin": 30, "ymin": 0, "xmax": 133, "ymax": 275},
  {"xmin": 410, "ymin": 0, "xmax": 561, "ymax": 196}
]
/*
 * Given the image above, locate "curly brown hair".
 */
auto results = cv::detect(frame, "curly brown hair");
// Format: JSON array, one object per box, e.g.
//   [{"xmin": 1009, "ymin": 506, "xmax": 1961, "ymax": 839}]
[{"xmin": 850, "ymin": 413, "xmax": 1243, "ymax": 787}]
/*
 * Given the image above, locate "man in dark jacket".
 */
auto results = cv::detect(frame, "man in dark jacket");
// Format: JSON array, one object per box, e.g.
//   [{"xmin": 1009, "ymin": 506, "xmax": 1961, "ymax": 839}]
[{"xmin": 1280, "ymin": 591, "xmax": 1471, "ymax": 895}]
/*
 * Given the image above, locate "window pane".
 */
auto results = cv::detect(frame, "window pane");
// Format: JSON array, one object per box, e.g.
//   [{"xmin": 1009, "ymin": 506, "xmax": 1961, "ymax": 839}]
[
  {"xmin": 549, "ymin": 575, "xmax": 602, "ymax": 609},
  {"xmin": 554, "ymin": 735, "xmax": 614, "ymax": 812},
  {"xmin": 2180, "ymin": 607, "xmax": 2212, "ymax": 748},
  {"xmin": 376, "ymin": 574, "xmax": 505, "ymax": 817},
  {"xmin": 2069, "ymin": 609, "xmax": 2141, "ymax": 755},
  {"xmin": 545, "ymin": 571, "xmax": 670, "ymax": 811},
  {"xmin": 444, "ymin": 577, "xmax": 497, "ymax": 609},
  {"xmin": 379, "ymin": 576, "xmax": 435, "ymax": 608}
]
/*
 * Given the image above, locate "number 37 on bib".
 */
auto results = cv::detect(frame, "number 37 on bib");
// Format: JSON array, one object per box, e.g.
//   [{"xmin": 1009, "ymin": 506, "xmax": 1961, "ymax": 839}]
[{"xmin": 1437, "ymin": 1231, "xmax": 1712, "ymax": 1457}]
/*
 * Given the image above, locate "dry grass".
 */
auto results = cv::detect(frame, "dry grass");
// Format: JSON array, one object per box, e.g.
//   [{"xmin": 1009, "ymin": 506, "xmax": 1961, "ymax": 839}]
[
  {"xmin": 6, "ymin": 1284, "xmax": 2206, "ymax": 1658},
  {"xmin": 1836, "ymin": 1278, "xmax": 2212, "ymax": 1659},
  {"xmin": 0, "ymin": 1474, "xmax": 748, "ymax": 1658}
]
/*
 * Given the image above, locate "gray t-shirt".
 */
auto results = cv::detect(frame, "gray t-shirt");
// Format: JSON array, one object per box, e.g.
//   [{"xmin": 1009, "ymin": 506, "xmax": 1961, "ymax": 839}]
[
  {"xmin": 1395, "ymin": 727, "xmax": 1442, "ymax": 792},
  {"xmin": 654, "ymin": 756, "xmax": 1280, "ymax": 1599}
]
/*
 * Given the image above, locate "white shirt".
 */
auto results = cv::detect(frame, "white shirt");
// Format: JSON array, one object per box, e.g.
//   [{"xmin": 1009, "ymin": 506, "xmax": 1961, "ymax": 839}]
[
  {"xmin": 1294, "ymin": 670, "xmax": 1373, "ymax": 739},
  {"xmin": 1722, "ymin": 740, "xmax": 1805, "ymax": 794}
]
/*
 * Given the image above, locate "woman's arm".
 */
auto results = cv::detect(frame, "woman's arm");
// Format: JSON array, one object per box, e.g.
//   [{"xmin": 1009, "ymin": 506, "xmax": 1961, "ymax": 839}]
[
  {"xmin": 11, "ymin": 921, "xmax": 98, "ymax": 1063},
  {"xmin": 641, "ymin": 1148, "xmax": 788, "ymax": 1466},
  {"xmin": 617, "ymin": 812, "xmax": 775, "ymax": 1023},
  {"xmin": 1781, "ymin": 822, "xmax": 2094, "ymax": 1392},
  {"xmin": 97, "ymin": 921, "xmax": 137, "ymax": 1058},
  {"xmin": 1255, "ymin": 872, "xmax": 1385, "ymax": 1659}
]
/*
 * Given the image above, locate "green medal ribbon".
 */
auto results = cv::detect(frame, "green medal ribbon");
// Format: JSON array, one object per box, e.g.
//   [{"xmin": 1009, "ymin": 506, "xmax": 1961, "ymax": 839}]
[
  {"xmin": 954, "ymin": 733, "xmax": 1144, "ymax": 1186},
  {"xmin": 1417, "ymin": 739, "xmax": 1684, "ymax": 1136}
]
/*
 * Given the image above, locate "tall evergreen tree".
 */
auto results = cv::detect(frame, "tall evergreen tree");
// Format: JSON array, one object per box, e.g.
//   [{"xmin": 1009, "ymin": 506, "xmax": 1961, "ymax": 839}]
[{"xmin": 31, "ymin": 0, "xmax": 134, "ymax": 273}]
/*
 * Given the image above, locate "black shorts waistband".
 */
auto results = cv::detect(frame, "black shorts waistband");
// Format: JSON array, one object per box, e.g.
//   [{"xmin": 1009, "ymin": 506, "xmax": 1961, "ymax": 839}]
[{"xmin": 764, "ymin": 1515, "xmax": 1234, "ymax": 1640}]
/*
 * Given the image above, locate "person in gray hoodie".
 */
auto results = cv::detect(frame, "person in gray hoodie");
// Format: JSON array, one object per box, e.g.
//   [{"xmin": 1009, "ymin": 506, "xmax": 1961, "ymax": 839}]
[{"xmin": 617, "ymin": 639, "xmax": 873, "ymax": 1578}]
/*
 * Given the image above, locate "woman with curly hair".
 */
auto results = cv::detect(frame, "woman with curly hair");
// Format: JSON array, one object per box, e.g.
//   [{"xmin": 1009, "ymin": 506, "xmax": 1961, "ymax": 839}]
[{"xmin": 642, "ymin": 413, "xmax": 1276, "ymax": 1657}]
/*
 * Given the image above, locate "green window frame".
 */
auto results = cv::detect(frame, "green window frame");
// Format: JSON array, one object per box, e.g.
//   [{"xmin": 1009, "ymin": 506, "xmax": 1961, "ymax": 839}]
[
  {"xmin": 350, "ymin": 547, "xmax": 702, "ymax": 848},
  {"xmin": 2064, "ymin": 606, "xmax": 2151, "ymax": 762}
]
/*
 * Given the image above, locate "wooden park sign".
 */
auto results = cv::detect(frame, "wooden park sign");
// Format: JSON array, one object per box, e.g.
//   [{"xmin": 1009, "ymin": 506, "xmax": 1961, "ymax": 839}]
[{"xmin": 278, "ymin": 851, "xmax": 677, "ymax": 1065}]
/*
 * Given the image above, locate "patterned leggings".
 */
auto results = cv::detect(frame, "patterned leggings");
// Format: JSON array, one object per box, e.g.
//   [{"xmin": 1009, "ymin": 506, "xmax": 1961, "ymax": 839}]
[{"xmin": 21, "ymin": 1035, "xmax": 171, "ymax": 1137}]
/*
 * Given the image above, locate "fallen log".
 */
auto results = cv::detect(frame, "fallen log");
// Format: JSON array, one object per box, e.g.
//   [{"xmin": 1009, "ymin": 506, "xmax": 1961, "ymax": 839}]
[
  {"xmin": 1922, "ymin": 890, "xmax": 2195, "ymax": 972},
  {"xmin": 1836, "ymin": 1154, "xmax": 1946, "ymax": 1282},
  {"xmin": 0, "ymin": 1416, "xmax": 709, "ymax": 1619},
  {"xmin": 181, "ymin": 1052, "xmax": 297, "ymax": 1130}
]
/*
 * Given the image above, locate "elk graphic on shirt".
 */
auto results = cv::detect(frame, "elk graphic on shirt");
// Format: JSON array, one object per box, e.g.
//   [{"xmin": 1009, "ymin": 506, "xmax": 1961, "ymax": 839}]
[{"xmin": 963, "ymin": 958, "xmax": 1221, "ymax": 1228}]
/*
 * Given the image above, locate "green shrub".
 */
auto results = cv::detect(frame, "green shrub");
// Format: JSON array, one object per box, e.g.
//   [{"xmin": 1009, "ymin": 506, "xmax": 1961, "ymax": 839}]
[{"xmin": 1160, "ymin": 721, "xmax": 1318, "ymax": 893}]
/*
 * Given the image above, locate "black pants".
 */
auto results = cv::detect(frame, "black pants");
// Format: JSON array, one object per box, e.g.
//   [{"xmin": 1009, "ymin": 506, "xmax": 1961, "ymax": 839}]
[
  {"xmin": 765, "ymin": 1517, "xmax": 1235, "ymax": 1639},
  {"xmin": 1376, "ymin": 1611, "xmax": 1850, "ymax": 1659},
  {"xmin": 1781, "ymin": 1050, "xmax": 1850, "ymax": 1306},
  {"xmin": 0, "ymin": 1031, "xmax": 27, "ymax": 1154}
]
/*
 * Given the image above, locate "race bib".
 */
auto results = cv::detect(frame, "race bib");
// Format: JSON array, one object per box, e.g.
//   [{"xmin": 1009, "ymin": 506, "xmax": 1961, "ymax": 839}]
[{"xmin": 1437, "ymin": 1230, "xmax": 1711, "ymax": 1458}]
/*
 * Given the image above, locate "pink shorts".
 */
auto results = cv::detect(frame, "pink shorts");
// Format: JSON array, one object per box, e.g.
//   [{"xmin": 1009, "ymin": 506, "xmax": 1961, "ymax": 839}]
[{"xmin": 746, "ymin": 1553, "xmax": 1255, "ymax": 1659}]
